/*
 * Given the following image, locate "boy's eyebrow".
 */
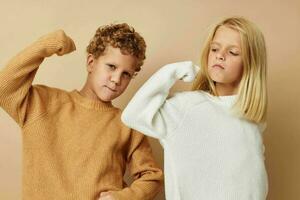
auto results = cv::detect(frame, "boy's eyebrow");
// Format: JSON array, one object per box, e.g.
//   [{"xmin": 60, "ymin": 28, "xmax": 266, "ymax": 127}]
[
  {"xmin": 127, "ymin": 68, "xmax": 136, "ymax": 74},
  {"xmin": 106, "ymin": 61, "xmax": 118, "ymax": 66},
  {"xmin": 106, "ymin": 61, "xmax": 136, "ymax": 74}
]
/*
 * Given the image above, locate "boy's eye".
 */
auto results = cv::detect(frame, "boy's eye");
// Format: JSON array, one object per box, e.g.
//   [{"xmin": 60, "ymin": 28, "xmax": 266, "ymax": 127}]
[
  {"xmin": 122, "ymin": 72, "xmax": 133, "ymax": 79},
  {"xmin": 107, "ymin": 64, "xmax": 116, "ymax": 70}
]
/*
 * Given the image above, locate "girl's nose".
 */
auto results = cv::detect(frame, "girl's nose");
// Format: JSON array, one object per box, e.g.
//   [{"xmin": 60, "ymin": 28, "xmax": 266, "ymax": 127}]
[{"xmin": 216, "ymin": 51, "xmax": 225, "ymax": 61}]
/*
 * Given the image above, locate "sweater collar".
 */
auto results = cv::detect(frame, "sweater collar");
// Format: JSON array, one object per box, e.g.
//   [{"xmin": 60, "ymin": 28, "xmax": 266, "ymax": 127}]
[
  {"xmin": 204, "ymin": 92, "xmax": 237, "ymax": 108},
  {"xmin": 70, "ymin": 90, "xmax": 115, "ymax": 111}
]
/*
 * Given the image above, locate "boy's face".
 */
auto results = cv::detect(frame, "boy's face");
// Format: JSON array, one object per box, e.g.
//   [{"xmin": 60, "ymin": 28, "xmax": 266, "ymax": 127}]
[{"xmin": 85, "ymin": 46, "xmax": 138, "ymax": 102}]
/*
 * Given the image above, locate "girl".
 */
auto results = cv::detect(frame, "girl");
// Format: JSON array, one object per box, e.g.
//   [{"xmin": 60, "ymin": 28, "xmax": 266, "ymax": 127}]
[{"xmin": 122, "ymin": 17, "xmax": 268, "ymax": 200}]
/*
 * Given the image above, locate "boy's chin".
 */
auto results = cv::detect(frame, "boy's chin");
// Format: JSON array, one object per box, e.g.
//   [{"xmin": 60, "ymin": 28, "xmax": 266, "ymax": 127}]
[{"xmin": 98, "ymin": 95, "xmax": 119, "ymax": 102}]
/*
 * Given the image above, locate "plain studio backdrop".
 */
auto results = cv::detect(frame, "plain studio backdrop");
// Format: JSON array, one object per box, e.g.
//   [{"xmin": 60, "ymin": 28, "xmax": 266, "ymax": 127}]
[{"xmin": 0, "ymin": 0, "xmax": 299, "ymax": 199}]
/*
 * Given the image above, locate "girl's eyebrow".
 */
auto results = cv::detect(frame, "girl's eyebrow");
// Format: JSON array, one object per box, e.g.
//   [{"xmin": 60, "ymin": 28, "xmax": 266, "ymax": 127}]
[
  {"xmin": 211, "ymin": 41, "xmax": 240, "ymax": 49},
  {"xmin": 210, "ymin": 42, "xmax": 220, "ymax": 46}
]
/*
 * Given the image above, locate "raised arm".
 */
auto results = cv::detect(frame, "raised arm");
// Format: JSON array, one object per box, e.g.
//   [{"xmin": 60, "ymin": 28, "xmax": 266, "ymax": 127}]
[
  {"xmin": 121, "ymin": 61, "xmax": 199, "ymax": 140},
  {"xmin": 0, "ymin": 30, "xmax": 75, "ymax": 127}
]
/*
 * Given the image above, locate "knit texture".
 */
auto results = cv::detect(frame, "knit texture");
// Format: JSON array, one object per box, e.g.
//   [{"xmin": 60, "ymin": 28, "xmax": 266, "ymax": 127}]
[
  {"xmin": 122, "ymin": 61, "xmax": 268, "ymax": 200},
  {"xmin": 0, "ymin": 30, "xmax": 163, "ymax": 200}
]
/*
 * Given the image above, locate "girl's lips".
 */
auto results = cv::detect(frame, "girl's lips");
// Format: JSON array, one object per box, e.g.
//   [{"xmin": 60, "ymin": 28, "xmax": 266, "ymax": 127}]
[{"xmin": 212, "ymin": 64, "xmax": 225, "ymax": 69}]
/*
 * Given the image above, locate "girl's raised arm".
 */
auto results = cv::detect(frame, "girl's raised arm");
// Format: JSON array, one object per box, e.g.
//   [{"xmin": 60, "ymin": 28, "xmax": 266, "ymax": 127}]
[{"xmin": 122, "ymin": 61, "xmax": 199, "ymax": 140}]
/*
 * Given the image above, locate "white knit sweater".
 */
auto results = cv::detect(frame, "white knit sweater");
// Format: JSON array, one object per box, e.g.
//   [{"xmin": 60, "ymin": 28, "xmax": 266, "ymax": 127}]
[{"xmin": 121, "ymin": 61, "xmax": 268, "ymax": 200}]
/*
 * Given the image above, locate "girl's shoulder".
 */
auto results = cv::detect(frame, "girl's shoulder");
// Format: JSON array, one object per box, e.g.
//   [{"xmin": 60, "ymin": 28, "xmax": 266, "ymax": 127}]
[{"xmin": 169, "ymin": 90, "xmax": 209, "ymax": 108}]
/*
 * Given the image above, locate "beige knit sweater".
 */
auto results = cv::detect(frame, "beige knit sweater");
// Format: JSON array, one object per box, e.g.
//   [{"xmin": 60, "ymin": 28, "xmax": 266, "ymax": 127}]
[{"xmin": 0, "ymin": 30, "xmax": 163, "ymax": 200}]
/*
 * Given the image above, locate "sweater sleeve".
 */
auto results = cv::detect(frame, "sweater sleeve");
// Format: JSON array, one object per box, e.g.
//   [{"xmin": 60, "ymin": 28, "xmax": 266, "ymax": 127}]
[
  {"xmin": 111, "ymin": 131, "xmax": 163, "ymax": 200},
  {"xmin": 121, "ymin": 61, "xmax": 199, "ymax": 140},
  {"xmin": 0, "ymin": 30, "xmax": 75, "ymax": 127}
]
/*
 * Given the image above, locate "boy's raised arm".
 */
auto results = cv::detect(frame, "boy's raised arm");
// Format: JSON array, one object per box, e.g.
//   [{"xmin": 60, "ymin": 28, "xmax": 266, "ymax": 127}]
[{"xmin": 0, "ymin": 30, "xmax": 75, "ymax": 126}]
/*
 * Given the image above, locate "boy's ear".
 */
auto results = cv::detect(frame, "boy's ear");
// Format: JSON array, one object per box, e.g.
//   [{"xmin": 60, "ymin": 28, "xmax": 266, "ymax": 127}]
[{"xmin": 86, "ymin": 54, "xmax": 95, "ymax": 72}]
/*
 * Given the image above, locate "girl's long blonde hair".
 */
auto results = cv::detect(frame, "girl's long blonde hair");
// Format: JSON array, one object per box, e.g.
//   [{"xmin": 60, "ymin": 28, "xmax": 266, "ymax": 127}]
[{"xmin": 192, "ymin": 17, "xmax": 267, "ymax": 123}]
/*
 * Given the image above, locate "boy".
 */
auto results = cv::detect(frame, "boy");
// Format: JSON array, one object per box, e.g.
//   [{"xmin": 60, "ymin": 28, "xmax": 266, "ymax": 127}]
[{"xmin": 0, "ymin": 24, "xmax": 163, "ymax": 200}]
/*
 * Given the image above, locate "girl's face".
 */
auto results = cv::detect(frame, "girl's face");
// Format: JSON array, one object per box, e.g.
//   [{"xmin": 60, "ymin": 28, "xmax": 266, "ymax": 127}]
[{"xmin": 207, "ymin": 25, "xmax": 243, "ymax": 95}]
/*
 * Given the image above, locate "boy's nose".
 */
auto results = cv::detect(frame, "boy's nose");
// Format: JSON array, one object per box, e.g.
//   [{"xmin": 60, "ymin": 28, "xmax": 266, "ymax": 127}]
[{"xmin": 110, "ymin": 72, "xmax": 121, "ymax": 85}]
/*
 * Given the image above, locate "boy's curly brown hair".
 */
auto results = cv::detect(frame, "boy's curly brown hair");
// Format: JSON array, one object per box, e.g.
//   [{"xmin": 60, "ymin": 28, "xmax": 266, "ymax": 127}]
[{"xmin": 86, "ymin": 23, "xmax": 146, "ymax": 71}]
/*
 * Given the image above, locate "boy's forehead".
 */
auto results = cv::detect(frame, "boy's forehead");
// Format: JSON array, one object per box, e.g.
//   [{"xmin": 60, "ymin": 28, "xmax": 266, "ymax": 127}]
[{"xmin": 100, "ymin": 47, "xmax": 139, "ymax": 71}]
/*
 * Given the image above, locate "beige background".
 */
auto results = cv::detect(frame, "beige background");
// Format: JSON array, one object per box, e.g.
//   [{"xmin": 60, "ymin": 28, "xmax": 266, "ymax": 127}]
[{"xmin": 0, "ymin": 0, "xmax": 299, "ymax": 199}]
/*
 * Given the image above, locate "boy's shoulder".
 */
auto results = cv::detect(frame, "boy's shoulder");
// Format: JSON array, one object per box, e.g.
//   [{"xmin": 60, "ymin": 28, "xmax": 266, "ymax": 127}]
[
  {"xmin": 29, "ymin": 84, "xmax": 76, "ymax": 110},
  {"xmin": 32, "ymin": 84, "xmax": 71, "ymax": 100}
]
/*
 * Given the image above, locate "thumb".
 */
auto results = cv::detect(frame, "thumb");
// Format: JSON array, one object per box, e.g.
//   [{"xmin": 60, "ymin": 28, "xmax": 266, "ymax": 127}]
[
  {"xmin": 57, "ymin": 36, "xmax": 76, "ymax": 56},
  {"xmin": 100, "ymin": 191, "xmax": 110, "ymax": 197},
  {"xmin": 181, "ymin": 64, "xmax": 200, "ymax": 82}
]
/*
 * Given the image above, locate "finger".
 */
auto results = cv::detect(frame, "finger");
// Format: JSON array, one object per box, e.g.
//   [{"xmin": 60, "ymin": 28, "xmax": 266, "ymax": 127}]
[
  {"xmin": 99, "ymin": 196, "xmax": 110, "ymax": 200},
  {"xmin": 194, "ymin": 65, "xmax": 200, "ymax": 73},
  {"xmin": 100, "ymin": 192, "xmax": 110, "ymax": 197}
]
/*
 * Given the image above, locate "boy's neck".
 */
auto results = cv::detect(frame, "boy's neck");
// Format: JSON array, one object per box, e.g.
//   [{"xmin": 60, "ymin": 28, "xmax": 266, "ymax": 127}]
[
  {"xmin": 79, "ymin": 86, "xmax": 97, "ymax": 101},
  {"xmin": 79, "ymin": 84, "xmax": 111, "ymax": 103},
  {"xmin": 71, "ymin": 89, "xmax": 114, "ymax": 111}
]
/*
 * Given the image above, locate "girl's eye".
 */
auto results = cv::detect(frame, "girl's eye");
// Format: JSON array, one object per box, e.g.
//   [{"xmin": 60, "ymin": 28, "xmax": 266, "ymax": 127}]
[
  {"xmin": 229, "ymin": 51, "xmax": 239, "ymax": 56},
  {"xmin": 211, "ymin": 47, "xmax": 218, "ymax": 52}
]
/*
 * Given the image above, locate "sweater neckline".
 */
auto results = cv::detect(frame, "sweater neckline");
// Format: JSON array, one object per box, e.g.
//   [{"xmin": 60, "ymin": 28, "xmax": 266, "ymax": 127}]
[
  {"xmin": 70, "ymin": 90, "xmax": 115, "ymax": 111},
  {"xmin": 203, "ymin": 92, "xmax": 237, "ymax": 107}
]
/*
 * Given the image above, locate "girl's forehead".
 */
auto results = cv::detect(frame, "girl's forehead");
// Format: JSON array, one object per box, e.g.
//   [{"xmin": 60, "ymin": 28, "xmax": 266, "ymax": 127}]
[{"xmin": 212, "ymin": 26, "xmax": 241, "ymax": 47}]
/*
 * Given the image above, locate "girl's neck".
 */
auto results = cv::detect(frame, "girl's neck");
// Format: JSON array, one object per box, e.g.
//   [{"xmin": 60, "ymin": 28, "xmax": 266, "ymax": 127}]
[{"xmin": 215, "ymin": 82, "xmax": 239, "ymax": 96}]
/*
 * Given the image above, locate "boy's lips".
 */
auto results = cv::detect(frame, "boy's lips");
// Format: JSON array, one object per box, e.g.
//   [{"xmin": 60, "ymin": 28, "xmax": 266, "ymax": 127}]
[{"xmin": 105, "ymin": 86, "xmax": 117, "ymax": 92}]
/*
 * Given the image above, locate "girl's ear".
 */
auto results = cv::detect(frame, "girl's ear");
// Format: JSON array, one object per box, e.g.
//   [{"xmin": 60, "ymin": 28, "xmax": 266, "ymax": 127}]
[{"xmin": 86, "ymin": 54, "xmax": 95, "ymax": 73}]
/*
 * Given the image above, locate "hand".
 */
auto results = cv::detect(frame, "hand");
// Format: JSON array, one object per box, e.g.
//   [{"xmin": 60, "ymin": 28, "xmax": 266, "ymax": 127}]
[
  {"xmin": 54, "ymin": 30, "xmax": 76, "ymax": 56},
  {"xmin": 38, "ymin": 29, "xmax": 76, "ymax": 57},
  {"xmin": 98, "ymin": 191, "xmax": 115, "ymax": 200},
  {"xmin": 179, "ymin": 63, "xmax": 200, "ymax": 82}
]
